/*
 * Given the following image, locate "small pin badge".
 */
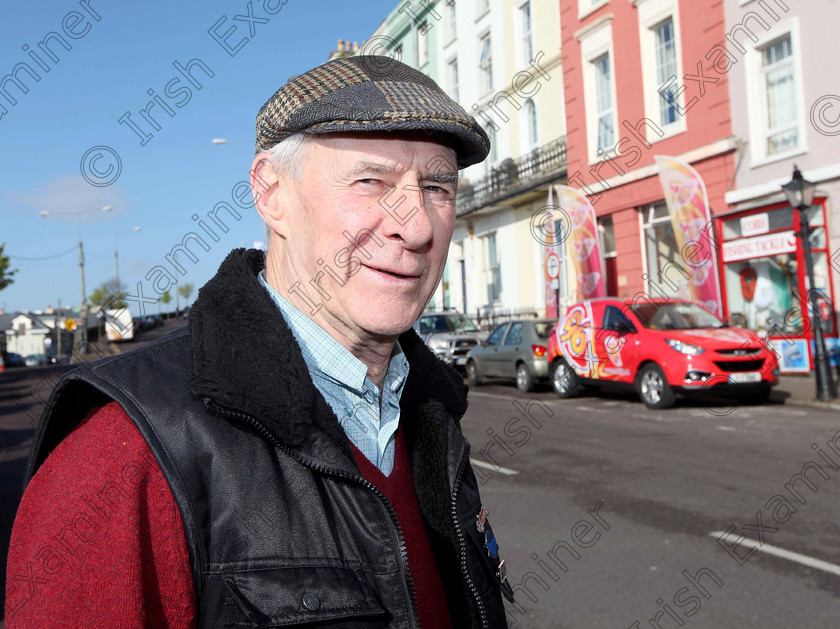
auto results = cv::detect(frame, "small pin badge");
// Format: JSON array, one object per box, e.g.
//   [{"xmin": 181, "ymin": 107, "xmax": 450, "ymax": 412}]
[
  {"xmin": 497, "ymin": 558, "xmax": 508, "ymax": 584},
  {"xmin": 476, "ymin": 506, "xmax": 489, "ymax": 533},
  {"xmin": 485, "ymin": 529, "xmax": 499, "ymax": 559}
]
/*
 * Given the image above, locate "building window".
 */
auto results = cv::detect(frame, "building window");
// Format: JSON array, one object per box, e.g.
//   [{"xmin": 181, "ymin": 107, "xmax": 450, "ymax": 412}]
[
  {"xmin": 393, "ymin": 43, "xmax": 403, "ymax": 61},
  {"xmin": 761, "ymin": 34, "xmax": 798, "ymax": 155},
  {"xmin": 485, "ymin": 126, "xmax": 498, "ymax": 175},
  {"xmin": 642, "ymin": 203, "xmax": 689, "ymax": 300},
  {"xmin": 449, "ymin": 57, "xmax": 459, "ymax": 102},
  {"xmin": 479, "ymin": 34, "xmax": 493, "ymax": 94},
  {"xmin": 524, "ymin": 98, "xmax": 538, "ymax": 150},
  {"xmin": 519, "ymin": 1, "xmax": 534, "ymax": 67},
  {"xmin": 448, "ymin": 1, "xmax": 457, "ymax": 42},
  {"xmin": 599, "ymin": 216, "xmax": 618, "ymax": 296},
  {"xmin": 417, "ymin": 21, "xmax": 429, "ymax": 66},
  {"xmin": 654, "ymin": 18, "xmax": 678, "ymax": 126},
  {"xmin": 484, "ymin": 232, "xmax": 502, "ymax": 303},
  {"xmin": 594, "ymin": 54, "xmax": 615, "ymax": 151}
]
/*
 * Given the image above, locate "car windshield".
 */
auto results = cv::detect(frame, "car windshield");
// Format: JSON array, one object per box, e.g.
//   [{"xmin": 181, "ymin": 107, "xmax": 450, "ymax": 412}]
[
  {"xmin": 533, "ymin": 322, "xmax": 553, "ymax": 339},
  {"xmin": 631, "ymin": 302, "xmax": 725, "ymax": 330},
  {"xmin": 419, "ymin": 314, "xmax": 479, "ymax": 334}
]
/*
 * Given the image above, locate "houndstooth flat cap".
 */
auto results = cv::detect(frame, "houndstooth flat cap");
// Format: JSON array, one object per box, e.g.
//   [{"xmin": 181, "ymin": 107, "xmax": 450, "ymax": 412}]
[{"xmin": 255, "ymin": 55, "xmax": 490, "ymax": 169}]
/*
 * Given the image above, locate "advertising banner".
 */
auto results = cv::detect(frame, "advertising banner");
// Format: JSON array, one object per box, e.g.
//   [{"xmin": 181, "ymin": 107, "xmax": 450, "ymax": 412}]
[
  {"xmin": 556, "ymin": 185, "xmax": 605, "ymax": 300},
  {"xmin": 655, "ymin": 156, "xmax": 722, "ymax": 316},
  {"xmin": 544, "ymin": 185, "xmax": 560, "ymax": 318}
]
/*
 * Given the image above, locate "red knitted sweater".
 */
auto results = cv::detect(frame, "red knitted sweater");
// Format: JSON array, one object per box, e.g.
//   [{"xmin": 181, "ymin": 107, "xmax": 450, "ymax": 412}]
[{"xmin": 5, "ymin": 401, "xmax": 451, "ymax": 628}]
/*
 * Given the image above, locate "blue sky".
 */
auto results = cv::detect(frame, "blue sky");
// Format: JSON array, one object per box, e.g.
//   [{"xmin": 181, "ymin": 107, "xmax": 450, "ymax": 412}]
[{"xmin": 1, "ymin": 0, "xmax": 396, "ymax": 313}]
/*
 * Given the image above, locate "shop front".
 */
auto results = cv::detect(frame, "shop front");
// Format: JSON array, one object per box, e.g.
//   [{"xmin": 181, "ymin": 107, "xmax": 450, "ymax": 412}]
[{"xmin": 717, "ymin": 199, "xmax": 838, "ymax": 373}]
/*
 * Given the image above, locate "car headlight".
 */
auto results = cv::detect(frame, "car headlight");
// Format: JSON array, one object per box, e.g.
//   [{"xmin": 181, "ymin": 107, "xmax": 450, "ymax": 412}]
[
  {"xmin": 429, "ymin": 339, "xmax": 449, "ymax": 351},
  {"xmin": 665, "ymin": 339, "xmax": 705, "ymax": 355}
]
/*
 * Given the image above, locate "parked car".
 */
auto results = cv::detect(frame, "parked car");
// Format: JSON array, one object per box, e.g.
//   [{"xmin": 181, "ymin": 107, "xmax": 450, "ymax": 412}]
[
  {"xmin": 413, "ymin": 311, "xmax": 484, "ymax": 371},
  {"xmin": 24, "ymin": 354, "xmax": 49, "ymax": 367},
  {"xmin": 465, "ymin": 319, "xmax": 556, "ymax": 392},
  {"xmin": 6, "ymin": 352, "xmax": 25, "ymax": 368},
  {"xmin": 548, "ymin": 298, "xmax": 779, "ymax": 409},
  {"xmin": 46, "ymin": 354, "xmax": 70, "ymax": 365},
  {"xmin": 133, "ymin": 317, "xmax": 145, "ymax": 334},
  {"xmin": 141, "ymin": 314, "xmax": 159, "ymax": 329}
]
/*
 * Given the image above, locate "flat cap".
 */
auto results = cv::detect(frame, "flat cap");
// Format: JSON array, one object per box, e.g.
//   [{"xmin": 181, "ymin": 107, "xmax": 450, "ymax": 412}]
[{"xmin": 255, "ymin": 55, "xmax": 490, "ymax": 169}]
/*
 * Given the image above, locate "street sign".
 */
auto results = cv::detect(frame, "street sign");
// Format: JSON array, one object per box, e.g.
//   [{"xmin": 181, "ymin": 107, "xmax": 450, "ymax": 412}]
[
  {"xmin": 65, "ymin": 318, "xmax": 77, "ymax": 331},
  {"xmin": 546, "ymin": 253, "xmax": 560, "ymax": 280}
]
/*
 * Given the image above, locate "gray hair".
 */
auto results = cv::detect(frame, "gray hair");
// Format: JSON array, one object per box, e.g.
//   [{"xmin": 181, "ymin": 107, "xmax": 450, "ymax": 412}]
[{"xmin": 260, "ymin": 133, "xmax": 317, "ymax": 248}]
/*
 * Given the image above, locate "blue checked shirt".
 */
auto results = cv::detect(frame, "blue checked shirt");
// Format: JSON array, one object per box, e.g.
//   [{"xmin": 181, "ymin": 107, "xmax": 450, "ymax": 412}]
[{"xmin": 259, "ymin": 271, "xmax": 409, "ymax": 475}]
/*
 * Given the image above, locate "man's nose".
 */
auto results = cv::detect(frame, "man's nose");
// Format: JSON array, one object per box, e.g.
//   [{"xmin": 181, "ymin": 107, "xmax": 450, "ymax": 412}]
[{"xmin": 379, "ymin": 183, "xmax": 434, "ymax": 250}]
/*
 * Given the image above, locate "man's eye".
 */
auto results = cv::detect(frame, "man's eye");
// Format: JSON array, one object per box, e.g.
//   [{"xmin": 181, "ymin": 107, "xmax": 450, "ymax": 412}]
[
  {"xmin": 423, "ymin": 185, "xmax": 450, "ymax": 194},
  {"xmin": 357, "ymin": 178, "xmax": 380, "ymax": 185}
]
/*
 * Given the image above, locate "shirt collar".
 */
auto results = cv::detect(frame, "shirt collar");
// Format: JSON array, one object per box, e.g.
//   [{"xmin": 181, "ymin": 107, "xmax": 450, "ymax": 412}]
[{"xmin": 258, "ymin": 270, "xmax": 407, "ymax": 394}]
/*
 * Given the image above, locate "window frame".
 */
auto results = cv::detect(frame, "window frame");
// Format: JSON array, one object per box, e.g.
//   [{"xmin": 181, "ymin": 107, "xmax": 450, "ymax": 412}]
[
  {"xmin": 479, "ymin": 32, "xmax": 493, "ymax": 95},
  {"xmin": 516, "ymin": 0, "xmax": 534, "ymax": 69},
  {"xmin": 744, "ymin": 17, "xmax": 807, "ymax": 167},
  {"xmin": 577, "ymin": 15, "xmax": 617, "ymax": 164},
  {"xmin": 637, "ymin": 0, "xmax": 686, "ymax": 141}
]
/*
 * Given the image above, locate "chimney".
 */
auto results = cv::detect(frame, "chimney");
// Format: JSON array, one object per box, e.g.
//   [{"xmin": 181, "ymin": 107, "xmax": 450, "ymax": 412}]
[{"xmin": 337, "ymin": 39, "xmax": 345, "ymax": 52}]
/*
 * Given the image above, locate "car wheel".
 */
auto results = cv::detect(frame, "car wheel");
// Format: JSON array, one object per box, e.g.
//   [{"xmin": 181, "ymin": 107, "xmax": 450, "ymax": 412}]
[
  {"xmin": 636, "ymin": 363, "xmax": 675, "ymax": 409},
  {"xmin": 466, "ymin": 360, "xmax": 483, "ymax": 387},
  {"xmin": 550, "ymin": 359, "xmax": 582, "ymax": 399},
  {"xmin": 516, "ymin": 363, "xmax": 535, "ymax": 393}
]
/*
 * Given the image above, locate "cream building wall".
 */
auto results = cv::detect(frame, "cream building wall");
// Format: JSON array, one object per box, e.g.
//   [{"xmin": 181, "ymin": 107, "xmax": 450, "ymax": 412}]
[{"xmin": 430, "ymin": 0, "xmax": 565, "ymax": 319}]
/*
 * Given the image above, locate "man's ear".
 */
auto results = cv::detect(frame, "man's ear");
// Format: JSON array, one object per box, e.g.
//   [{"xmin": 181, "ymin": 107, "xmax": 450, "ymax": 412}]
[{"xmin": 250, "ymin": 154, "xmax": 286, "ymax": 238}]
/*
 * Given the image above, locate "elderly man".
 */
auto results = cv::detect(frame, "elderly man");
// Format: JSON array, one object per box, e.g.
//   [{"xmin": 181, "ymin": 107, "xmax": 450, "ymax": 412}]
[{"xmin": 6, "ymin": 56, "xmax": 513, "ymax": 627}]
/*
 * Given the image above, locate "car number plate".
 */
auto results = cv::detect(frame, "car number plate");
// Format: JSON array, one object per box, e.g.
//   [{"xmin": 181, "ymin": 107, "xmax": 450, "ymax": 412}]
[
  {"xmin": 729, "ymin": 372, "xmax": 761, "ymax": 383},
  {"xmin": 456, "ymin": 356, "xmax": 467, "ymax": 365}
]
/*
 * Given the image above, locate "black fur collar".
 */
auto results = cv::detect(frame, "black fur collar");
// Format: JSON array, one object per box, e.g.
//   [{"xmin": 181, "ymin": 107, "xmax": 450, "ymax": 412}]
[{"xmin": 188, "ymin": 248, "xmax": 469, "ymax": 471}]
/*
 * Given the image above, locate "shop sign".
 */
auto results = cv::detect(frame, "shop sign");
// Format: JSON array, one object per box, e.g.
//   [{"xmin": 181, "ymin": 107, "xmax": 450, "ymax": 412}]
[
  {"xmin": 722, "ymin": 230, "xmax": 796, "ymax": 263},
  {"xmin": 740, "ymin": 213, "xmax": 769, "ymax": 237}
]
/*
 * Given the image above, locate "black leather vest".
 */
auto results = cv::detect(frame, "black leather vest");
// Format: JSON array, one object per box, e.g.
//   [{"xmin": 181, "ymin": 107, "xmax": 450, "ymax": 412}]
[{"xmin": 26, "ymin": 249, "xmax": 512, "ymax": 628}]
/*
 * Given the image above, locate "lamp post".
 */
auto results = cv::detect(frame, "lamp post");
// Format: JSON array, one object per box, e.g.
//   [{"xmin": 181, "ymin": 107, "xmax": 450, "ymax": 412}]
[
  {"xmin": 40, "ymin": 205, "xmax": 113, "ymax": 355},
  {"xmin": 781, "ymin": 166, "xmax": 837, "ymax": 401},
  {"xmin": 114, "ymin": 226, "xmax": 143, "ymax": 291}
]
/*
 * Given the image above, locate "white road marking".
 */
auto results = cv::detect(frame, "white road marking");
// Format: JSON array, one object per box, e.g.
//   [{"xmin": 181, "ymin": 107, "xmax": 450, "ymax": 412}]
[
  {"xmin": 470, "ymin": 458, "xmax": 519, "ymax": 475},
  {"xmin": 468, "ymin": 391, "xmax": 520, "ymax": 401},
  {"xmin": 709, "ymin": 532, "xmax": 840, "ymax": 577},
  {"xmin": 576, "ymin": 405, "xmax": 610, "ymax": 413},
  {"xmin": 716, "ymin": 426, "xmax": 737, "ymax": 432}
]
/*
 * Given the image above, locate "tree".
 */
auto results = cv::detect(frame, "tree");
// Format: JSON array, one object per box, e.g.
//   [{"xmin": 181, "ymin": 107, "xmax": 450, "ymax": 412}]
[
  {"xmin": 177, "ymin": 283, "xmax": 194, "ymax": 306},
  {"xmin": 160, "ymin": 291, "xmax": 171, "ymax": 318},
  {"xmin": 90, "ymin": 278, "xmax": 127, "ymax": 309},
  {"xmin": 0, "ymin": 243, "xmax": 17, "ymax": 292}
]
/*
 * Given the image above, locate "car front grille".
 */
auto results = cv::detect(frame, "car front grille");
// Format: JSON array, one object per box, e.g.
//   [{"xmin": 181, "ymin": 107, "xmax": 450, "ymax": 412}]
[
  {"xmin": 714, "ymin": 359, "xmax": 764, "ymax": 372},
  {"xmin": 453, "ymin": 340, "xmax": 477, "ymax": 356},
  {"xmin": 716, "ymin": 347, "xmax": 762, "ymax": 356}
]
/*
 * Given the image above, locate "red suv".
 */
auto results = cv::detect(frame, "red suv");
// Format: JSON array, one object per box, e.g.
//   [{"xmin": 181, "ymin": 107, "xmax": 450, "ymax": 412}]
[{"xmin": 548, "ymin": 298, "xmax": 779, "ymax": 409}]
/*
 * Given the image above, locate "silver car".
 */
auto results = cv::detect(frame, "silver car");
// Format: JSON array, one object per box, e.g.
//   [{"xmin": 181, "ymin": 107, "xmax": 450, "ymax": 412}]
[
  {"xmin": 413, "ymin": 312, "xmax": 484, "ymax": 371},
  {"xmin": 465, "ymin": 319, "xmax": 556, "ymax": 392}
]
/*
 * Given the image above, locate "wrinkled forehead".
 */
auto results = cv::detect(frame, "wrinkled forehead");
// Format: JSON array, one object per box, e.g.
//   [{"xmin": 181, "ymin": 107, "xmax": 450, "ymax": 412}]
[{"xmin": 304, "ymin": 132, "xmax": 459, "ymax": 175}]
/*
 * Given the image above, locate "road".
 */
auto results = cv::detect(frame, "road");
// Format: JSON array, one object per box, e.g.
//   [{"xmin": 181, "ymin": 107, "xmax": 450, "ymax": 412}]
[
  {"xmin": 462, "ymin": 380, "xmax": 840, "ymax": 628},
  {"xmin": 3, "ymin": 333, "xmax": 839, "ymax": 627}
]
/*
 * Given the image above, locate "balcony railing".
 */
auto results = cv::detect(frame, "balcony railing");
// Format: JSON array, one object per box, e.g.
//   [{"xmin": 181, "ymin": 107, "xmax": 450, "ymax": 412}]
[{"xmin": 456, "ymin": 136, "xmax": 567, "ymax": 216}]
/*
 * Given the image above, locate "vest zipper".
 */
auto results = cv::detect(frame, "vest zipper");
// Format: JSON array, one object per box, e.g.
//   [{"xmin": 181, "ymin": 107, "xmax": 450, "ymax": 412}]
[
  {"xmin": 451, "ymin": 443, "xmax": 489, "ymax": 629},
  {"xmin": 204, "ymin": 399, "xmax": 421, "ymax": 629}
]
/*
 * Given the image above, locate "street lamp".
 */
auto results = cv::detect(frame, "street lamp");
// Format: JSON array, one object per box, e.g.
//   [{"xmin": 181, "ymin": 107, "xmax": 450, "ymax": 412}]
[
  {"xmin": 114, "ymin": 226, "xmax": 143, "ymax": 291},
  {"xmin": 781, "ymin": 166, "xmax": 837, "ymax": 401},
  {"xmin": 40, "ymin": 205, "xmax": 113, "ymax": 356}
]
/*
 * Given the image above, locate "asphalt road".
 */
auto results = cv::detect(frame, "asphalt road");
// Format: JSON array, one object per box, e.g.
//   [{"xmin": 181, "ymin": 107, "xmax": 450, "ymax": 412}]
[
  {"xmin": 463, "ymin": 379, "xmax": 840, "ymax": 628},
  {"xmin": 3, "ymin": 330, "xmax": 839, "ymax": 627}
]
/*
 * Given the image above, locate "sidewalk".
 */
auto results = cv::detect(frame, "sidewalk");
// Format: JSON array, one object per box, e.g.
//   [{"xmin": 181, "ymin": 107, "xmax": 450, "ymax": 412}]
[{"xmin": 774, "ymin": 372, "xmax": 840, "ymax": 411}]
